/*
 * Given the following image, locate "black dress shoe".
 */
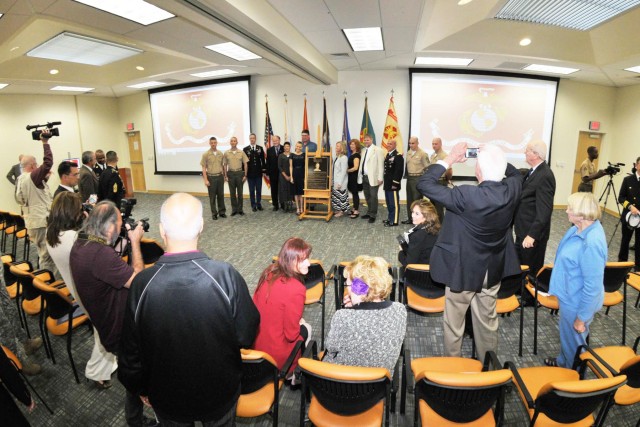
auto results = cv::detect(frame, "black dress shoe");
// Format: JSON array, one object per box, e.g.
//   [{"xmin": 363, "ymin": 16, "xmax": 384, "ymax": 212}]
[
  {"xmin": 361, "ymin": 214, "xmax": 371, "ymax": 219},
  {"xmin": 368, "ymin": 217, "xmax": 376, "ymax": 223},
  {"xmin": 231, "ymin": 212, "xmax": 238, "ymax": 217},
  {"xmin": 239, "ymin": 211, "xmax": 245, "ymax": 216},
  {"xmin": 382, "ymin": 219, "xmax": 390, "ymax": 225},
  {"xmin": 212, "ymin": 214, "xmax": 218, "ymax": 220},
  {"xmin": 401, "ymin": 219, "xmax": 412, "ymax": 224},
  {"xmin": 384, "ymin": 222, "xmax": 398, "ymax": 227},
  {"xmin": 219, "ymin": 213, "xmax": 227, "ymax": 218},
  {"xmin": 252, "ymin": 206, "xmax": 257, "ymax": 212},
  {"xmin": 257, "ymin": 205, "xmax": 263, "ymax": 211},
  {"xmin": 273, "ymin": 207, "xmax": 279, "ymax": 211}
]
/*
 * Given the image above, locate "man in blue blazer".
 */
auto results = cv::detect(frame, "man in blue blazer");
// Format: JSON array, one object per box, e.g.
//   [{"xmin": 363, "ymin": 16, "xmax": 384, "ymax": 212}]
[{"xmin": 417, "ymin": 142, "xmax": 522, "ymax": 360}]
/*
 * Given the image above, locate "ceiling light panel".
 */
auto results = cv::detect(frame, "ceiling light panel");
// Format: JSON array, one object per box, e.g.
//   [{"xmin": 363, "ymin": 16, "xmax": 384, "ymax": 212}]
[
  {"xmin": 73, "ymin": 0, "xmax": 174, "ymax": 26},
  {"xmin": 51, "ymin": 86, "xmax": 94, "ymax": 92},
  {"xmin": 0, "ymin": 84, "xmax": 8, "ymax": 90},
  {"xmin": 415, "ymin": 57, "xmax": 473, "ymax": 66},
  {"xmin": 524, "ymin": 64, "xmax": 579, "ymax": 74},
  {"xmin": 190, "ymin": 69, "xmax": 238, "ymax": 78},
  {"xmin": 127, "ymin": 81, "xmax": 166, "ymax": 89},
  {"xmin": 205, "ymin": 42, "xmax": 261, "ymax": 61},
  {"xmin": 27, "ymin": 32, "xmax": 142, "ymax": 66},
  {"xmin": 495, "ymin": 0, "xmax": 640, "ymax": 31},
  {"xmin": 343, "ymin": 27, "xmax": 384, "ymax": 52}
]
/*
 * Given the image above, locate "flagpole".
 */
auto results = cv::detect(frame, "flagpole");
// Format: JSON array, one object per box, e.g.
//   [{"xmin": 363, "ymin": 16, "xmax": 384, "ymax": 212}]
[{"xmin": 283, "ymin": 93, "xmax": 289, "ymax": 143}]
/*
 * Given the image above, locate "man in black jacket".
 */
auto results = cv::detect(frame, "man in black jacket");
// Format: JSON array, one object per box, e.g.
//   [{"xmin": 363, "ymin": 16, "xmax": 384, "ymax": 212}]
[
  {"xmin": 243, "ymin": 133, "xmax": 267, "ymax": 211},
  {"xmin": 513, "ymin": 140, "xmax": 556, "ymax": 276},
  {"xmin": 119, "ymin": 193, "xmax": 260, "ymax": 425},
  {"xmin": 618, "ymin": 156, "xmax": 640, "ymax": 270},
  {"xmin": 266, "ymin": 135, "xmax": 283, "ymax": 210}
]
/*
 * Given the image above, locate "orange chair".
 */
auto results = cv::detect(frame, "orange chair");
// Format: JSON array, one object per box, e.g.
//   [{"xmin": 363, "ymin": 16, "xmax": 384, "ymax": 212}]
[
  {"xmin": 496, "ymin": 265, "xmax": 529, "ymax": 357},
  {"xmin": 629, "ymin": 272, "xmax": 640, "ymax": 308},
  {"xmin": 8, "ymin": 213, "xmax": 29, "ymax": 262},
  {"xmin": 140, "ymin": 238, "xmax": 165, "ymax": 267},
  {"xmin": 524, "ymin": 264, "xmax": 559, "ymax": 355},
  {"xmin": 600, "ymin": 261, "xmax": 634, "ymax": 345}
]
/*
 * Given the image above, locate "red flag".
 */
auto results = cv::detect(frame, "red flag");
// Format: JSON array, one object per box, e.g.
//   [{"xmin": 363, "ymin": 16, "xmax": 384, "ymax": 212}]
[{"xmin": 381, "ymin": 96, "xmax": 403, "ymax": 154}]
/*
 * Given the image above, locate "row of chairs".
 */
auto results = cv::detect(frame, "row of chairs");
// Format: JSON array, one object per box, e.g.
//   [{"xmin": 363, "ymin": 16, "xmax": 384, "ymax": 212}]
[{"xmin": 0, "ymin": 210, "xmax": 30, "ymax": 262}]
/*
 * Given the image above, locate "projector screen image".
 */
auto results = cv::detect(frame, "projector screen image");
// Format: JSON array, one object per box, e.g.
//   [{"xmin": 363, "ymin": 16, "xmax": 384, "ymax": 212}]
[
  {"xmin": 150, "ymin": 77, "xmax": 251, "ymax": 174},
  {"xmin": 410, "ymin": 71, "xmax": 558, "ymax": 179}
]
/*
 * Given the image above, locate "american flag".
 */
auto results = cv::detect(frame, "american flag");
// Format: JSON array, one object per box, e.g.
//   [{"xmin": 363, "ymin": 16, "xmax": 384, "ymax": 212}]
[{"xmin": 263, "ymin": 100, "xmax": 273, "ymax": 186}]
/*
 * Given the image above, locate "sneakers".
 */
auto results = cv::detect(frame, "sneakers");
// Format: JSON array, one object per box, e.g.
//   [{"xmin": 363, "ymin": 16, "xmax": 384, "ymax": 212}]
[
  {"xmin": 23, "ymin": 337, "xmax": 43, "ymax": 356},
  {"xmin": 22, "ymin": 361, "xmax": 42, "ymax": 376}
]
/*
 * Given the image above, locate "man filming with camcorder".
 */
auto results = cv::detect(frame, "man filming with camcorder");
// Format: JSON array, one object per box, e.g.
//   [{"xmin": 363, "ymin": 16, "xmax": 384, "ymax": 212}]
[
  {"xmin": 618, "ymin": 157, "xmax": 640, "ymax": 271},
  {"xmin": 578, "ymin": 146, "xmax": 607, "ymax": 192},
  {"xmin": 16, "ymin": 124, "xmax": 60, "ymax": 277}
]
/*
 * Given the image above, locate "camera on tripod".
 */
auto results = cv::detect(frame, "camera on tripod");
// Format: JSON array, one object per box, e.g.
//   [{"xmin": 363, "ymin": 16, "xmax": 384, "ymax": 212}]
[
  {"xmin": 26, "ymin": 121, "xmax": 61, "ymax": 141},
  {"xmin": 120, "ymin": 198, "xmax": 150, "ymax": 235},
  {"xmin": 605, "ymin": 162, "xmax": 625, "ymax": 176}
]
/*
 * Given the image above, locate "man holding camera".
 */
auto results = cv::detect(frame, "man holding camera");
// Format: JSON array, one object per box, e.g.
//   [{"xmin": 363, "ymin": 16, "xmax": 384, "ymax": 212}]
[
  {"xmin": 70, "ymin": 201, "xmax": 147, "ymax": 426},
  {"xmin": 578, "ymin": 146, "xmax": 606, "ymax": 192},
  {"xmin": 618, "ymin": 156, "xmax": 640, "ymax": 271},
  {"xmin": 53, "ymin": 161, "xmax": 79, "ymax": 198},
  {"xmin": 98, "ymin": 151, "xmax": 125, "ymax": 208},
  {"xmin": 417, "ymin": 142, "xmax": 522, "ymax": 360},
  {"xmin": 16, "ymin": 129, "xmax": 58, "ymax": 276}
]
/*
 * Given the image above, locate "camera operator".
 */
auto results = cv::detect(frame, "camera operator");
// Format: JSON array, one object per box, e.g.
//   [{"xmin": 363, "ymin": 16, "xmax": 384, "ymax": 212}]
[
  {"xmin": 15, "ymin": 128, "xmax": 58, "ymax": 277},
  {"xmin": 618, "ymin": 157, "xmax": 640, "ymax": 271},
  {"xmin": 98, "ymin": 151, "xmax": 125, "ymax": 207},
  {"xmin": 578, "ymin": 146, "xmax": 606, "ymax": 192},
  {"xmin": 46, "ymin": 193, "xmax": 117, "ymax": 389},
  {"xmin": 69, "ymin": 201, "xmax": 150, "ymax": 425}
]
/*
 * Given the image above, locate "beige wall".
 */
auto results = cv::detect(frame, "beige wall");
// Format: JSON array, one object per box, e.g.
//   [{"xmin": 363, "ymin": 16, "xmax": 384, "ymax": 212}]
[{"xmin": 1, "ymin": 73, "xmax": 634, "ymax": 212}]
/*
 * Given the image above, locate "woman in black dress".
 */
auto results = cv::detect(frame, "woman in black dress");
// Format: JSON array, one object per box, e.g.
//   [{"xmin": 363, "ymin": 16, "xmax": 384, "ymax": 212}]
[
  {"xmin": 398, "ymin": 199, "xmax": 440, "ymax": 268},
  {"xmin": 290, "ymin": 141, "xmax": 306, "ymax": 215},
  {"xmin": 277, "ymin": 142, "xmax": 293, "ymax": 212},
  {"xmin": 347, "ymin": 139, "xmax": 362, "ymax": 218}
]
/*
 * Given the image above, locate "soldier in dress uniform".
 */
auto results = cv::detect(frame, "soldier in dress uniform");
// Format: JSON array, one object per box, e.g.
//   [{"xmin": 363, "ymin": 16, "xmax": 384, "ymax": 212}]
[
  {"xmin": 402, "ymin": 136, "xmax": 430, "ymax": 224},
  {"xmin": 98, "ymin": 151, "xmax": 125, "ymax": 208},
  {"xmin": 243, "ymin": 133, "xmax": 267, "ymax": 211},
  {"xmin": 383, "ymin": 139, "xmax": 404, "ymax": 227}
]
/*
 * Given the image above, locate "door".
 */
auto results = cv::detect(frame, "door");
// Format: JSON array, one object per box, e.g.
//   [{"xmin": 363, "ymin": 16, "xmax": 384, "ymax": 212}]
[
  {"xmin": 127, "ymin": 131, "xmax": 146, "ymax": 192},
  {"xmin": 571, "ymin": 131, "xmax": 602, "ymax": 194}
]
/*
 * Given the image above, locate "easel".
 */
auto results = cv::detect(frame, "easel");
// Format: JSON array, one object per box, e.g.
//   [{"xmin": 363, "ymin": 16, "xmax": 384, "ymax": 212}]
[{"xmin": 299, "ymin": 148, "xmax": 333, "ymax": 221}]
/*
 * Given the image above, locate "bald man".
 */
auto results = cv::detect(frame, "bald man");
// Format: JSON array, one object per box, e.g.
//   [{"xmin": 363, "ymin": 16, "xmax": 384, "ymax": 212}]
[{"xmin": 119, "ymin": 193, "xmax": 259, "ymax": 426}]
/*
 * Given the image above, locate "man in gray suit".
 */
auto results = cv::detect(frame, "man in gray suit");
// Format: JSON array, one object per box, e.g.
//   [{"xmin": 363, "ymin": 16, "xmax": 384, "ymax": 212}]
[
  {"xmin": 417, "ymin": 142, "xmax": 522, "ymax": 360},
  {"xmin": 6, "ymin": 155, "xmax": 23, "ymax": 185},
  {"xmin": 79, "ymin": 150, "xmax": 99, "ymax": 202}
]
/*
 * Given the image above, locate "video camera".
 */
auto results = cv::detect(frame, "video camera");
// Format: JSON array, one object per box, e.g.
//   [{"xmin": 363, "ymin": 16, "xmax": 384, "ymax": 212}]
[
  {"xmin": 26, "ymin": 121, "xmax": 61, "ymax": 141},
  {"xmin": 120, "ymin": 198, "xmax": 150, "ymax": 234},
  {"xmin": 605, "ymin": 162, "xmax": 625, "ymax": 176}
]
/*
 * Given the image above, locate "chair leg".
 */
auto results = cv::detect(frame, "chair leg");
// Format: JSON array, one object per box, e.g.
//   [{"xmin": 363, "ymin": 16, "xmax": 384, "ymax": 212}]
[
  {"xmin": 19, "ymin": 372, "xmax": 54, "ymax": 414},
  {"xmin": 400, "ymin": 344, "xmax": 408, "ymax": 415},
  {"xmin": 533, "ymin": 300, "xmax": 538, "ymax": 355},
  {"xmin": 605, "ymin": 306, "xmax": 611, "ymax": 315},
  {"xmin": 45, "ymin": 326, "xmax": 56, "ymax": 364},
  {"xmin": 38, "ymin": 312, "xmax": 51, "ymax": 360},
  {"xmin": 321, "ymin": 300, "xmax": 325, "ymax": 351},
  {"xmin": 66, "ymin": 322, "xmax": 80, "ymax": 383},
  {"xmin": 519, "ymin": 298, "xmax": 524, "ymax": 357}
]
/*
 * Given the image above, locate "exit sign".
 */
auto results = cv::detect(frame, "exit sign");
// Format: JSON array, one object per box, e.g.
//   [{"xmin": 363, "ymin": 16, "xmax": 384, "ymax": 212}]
[
  {"xmin": 126, "ymin": 122, "xmax": 135, "ymax": 131},
  {"xmin": 589, "ymin": 121, "xmax": 600, "ymax": 131}
]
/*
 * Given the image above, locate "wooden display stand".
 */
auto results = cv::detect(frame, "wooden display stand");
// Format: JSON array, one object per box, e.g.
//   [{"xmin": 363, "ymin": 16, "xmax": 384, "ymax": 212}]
[
  {"xmin": 118, "ymin": 167, "xmax": 134, "ymax": 199},
  {"xmin": 299, "ymin": 150, "xmax": 333, "ymax": 221}
]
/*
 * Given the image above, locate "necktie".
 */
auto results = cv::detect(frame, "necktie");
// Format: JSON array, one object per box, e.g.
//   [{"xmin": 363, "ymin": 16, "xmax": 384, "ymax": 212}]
[{"xmin": 525, "ymin": 168, "xmax": 533, "ymax": 180}]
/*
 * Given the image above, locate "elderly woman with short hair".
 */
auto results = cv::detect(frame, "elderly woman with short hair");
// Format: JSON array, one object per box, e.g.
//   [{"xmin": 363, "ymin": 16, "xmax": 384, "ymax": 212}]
[
  {"xmin": 323, "ymin": 256, "xmax": 407, "ymax": 374},
  {"xmin": 546, "ymin": 192, "xmax": 607, "ymax": 368}
]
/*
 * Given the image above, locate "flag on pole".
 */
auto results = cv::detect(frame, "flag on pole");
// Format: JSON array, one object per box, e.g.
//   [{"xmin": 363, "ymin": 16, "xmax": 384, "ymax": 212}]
[
  {"xmin": 263, "ymin": 99, "xmax": 274, "ymax": 187},
  {"xmin": 342, "ymin": 96, "xmax": 352, "ymax": 155},
  {"xmin": 381, "ymin": 95, "xmax": 403, "ymax": 154},
  {"xmin": 322, "ymin": 96, "xmax": 330, "ymax": 152},
  {"xmin": 360, "ymin": 96, "xmax": 376, "ymax": 144},
  {"xmin": 284, "ymin": 96, "xmax": 291, "ymax": 143},
  {"xmin": 302, "ymin": 96, "xmax": 309, "ymax": 133}
]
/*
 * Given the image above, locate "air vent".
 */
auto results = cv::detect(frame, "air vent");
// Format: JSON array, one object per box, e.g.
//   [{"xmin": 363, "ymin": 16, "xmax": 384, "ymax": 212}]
[
  {"xmin": 497, "ymin": 61, "xmax": 529, "ymax": 70},
  {"xmin": 330, "ymin": 53, "xmax": 351, "ymax": 58}
]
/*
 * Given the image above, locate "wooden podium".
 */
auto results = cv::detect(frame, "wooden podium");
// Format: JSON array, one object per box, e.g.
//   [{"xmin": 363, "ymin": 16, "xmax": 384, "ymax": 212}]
[
  {"xmin": 118, "ymin": 167, "xmax": 134, "ymax": 198},
  {"xmin": 299, "ymin": 150, "xmax": 333, "ymax": 221}
]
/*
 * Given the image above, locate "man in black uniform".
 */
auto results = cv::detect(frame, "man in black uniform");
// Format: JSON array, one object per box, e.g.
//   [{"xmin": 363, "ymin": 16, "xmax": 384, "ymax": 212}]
[
  {"xmin": 265, "ymin": 135, "xmax": 283, "ymax": 211},
  {"xmin": 619, "ymin": 156, "xmax": 640, "ymax": 271},
  {"xmin": 93, "ymin": 149, "xmax": 107, "ymax": 176},
  {"xmin": 243, "ymin": 133, "xmax": 266, "ymax": 211},
  {"xmin": 98, "ymin": 151, "xmax": 125, "ymax": 208},
  {"xmin": 383, "ymin": 139, "xmax": 404, "ymax": 227}
]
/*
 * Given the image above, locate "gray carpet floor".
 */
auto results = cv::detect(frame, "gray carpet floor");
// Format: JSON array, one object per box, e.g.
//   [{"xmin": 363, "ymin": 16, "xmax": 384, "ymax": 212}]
[{"xmin": 11, "ymin": 192, "xmax": 640, "ymax": 426}]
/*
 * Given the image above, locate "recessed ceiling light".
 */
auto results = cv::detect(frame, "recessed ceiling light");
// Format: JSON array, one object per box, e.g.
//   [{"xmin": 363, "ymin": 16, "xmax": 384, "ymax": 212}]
[
  {"xmin": 190, "ymin": 69, "xmax": 238, "ymax": 78},
  {"xmin": 73, "ymin": 0, "xmax": 174, "ymax": 26},
  {"xmin": 49, "ymin": 69, "xmax": 59, "ymax": 75},
  {"xmin": 127, "ymin": 81, "xmax": 166, "ymax": 89},
  {"xmin": 10, "ymin": 46, "xmax": 20, "ymax": 52},
  {"xmin": 458, "ymin": 0, "xmax": 474, "ymax": 5},
  {"xmin": 205, "ymin": 42, "xmax": 261, "ymax": 61},
  {"xmin": 624, "ymin": 66, "xmax": 640, "ymax": 74},
  {"xmin": 27, "ymin": 32, "xmax": 142, "ymax": 66},
  {"xmin": 0, "ymin": 84, "xmax": 8, "ymax": 90},
  {"xmin": 519, "ymin": 38, "xmax": 531, "ymax": 46},
  {"xmin": 415, "ymin": 57, "xmax": 473, "ymax": 66},
  {"xmin": 51, "ymin": 86, "xmax": 94, "ymax": 92},
  {"xmin": 343, "ymin": 27, "xmax": 384, "ymax": 52},
  {"xmin": 136, "ymin": 66, "xmax": 145, "ymax": 71},
  {"xmin": 523, "ymin": 64, "xmax": 579, "ymax": 75}
]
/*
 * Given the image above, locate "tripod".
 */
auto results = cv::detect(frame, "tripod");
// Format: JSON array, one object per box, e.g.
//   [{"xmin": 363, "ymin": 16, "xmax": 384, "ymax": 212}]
[{"xmin": 599, "ymin": 173, "xmax": 622, "ymax": 246}]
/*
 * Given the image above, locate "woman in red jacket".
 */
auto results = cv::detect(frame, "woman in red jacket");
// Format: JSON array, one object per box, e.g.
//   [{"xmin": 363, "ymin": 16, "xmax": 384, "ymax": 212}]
[{"xmin": 253, "ymin": 237, "xmax": 311, "ymax": 373}]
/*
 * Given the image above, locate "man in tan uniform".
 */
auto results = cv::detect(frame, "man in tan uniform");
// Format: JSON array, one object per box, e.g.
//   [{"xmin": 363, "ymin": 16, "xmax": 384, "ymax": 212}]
[
  {"xmin": 402, "ymin": 136, "xmax": 430, "ymax": 224},
  {"xmin": 578, "ymin": 146, "xmax": 605, "ymax": 192},
  {"xmin": 429, "ymin": 137, "xmax": 453, "ymax": 221},
  {"xmin": 224, "ymin": 136, "xmax": 248, "ymax": 216},
  {"xmin": 201, "ymin": 137, "xmax": 226, "ymax": 220}
]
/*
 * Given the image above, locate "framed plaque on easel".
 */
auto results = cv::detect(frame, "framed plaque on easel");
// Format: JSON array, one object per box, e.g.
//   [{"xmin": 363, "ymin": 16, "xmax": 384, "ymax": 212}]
[{"xmin": 299, "ymin": 150, "xmax": 333, "ymax": 221}]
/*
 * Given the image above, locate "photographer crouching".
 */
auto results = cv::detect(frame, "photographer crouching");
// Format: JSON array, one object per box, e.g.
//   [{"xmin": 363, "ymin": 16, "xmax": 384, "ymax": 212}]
[{"xmin": 68, "ymin": 201, "xmax": 153, "ymax": 426}]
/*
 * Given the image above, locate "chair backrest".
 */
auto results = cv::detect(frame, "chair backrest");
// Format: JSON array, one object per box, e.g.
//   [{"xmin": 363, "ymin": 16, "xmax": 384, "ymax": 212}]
[
  {"xmin": 535, "ymin": 265, "xmax": 553, "ymax": 293},
  {"xmin": 620, "ymin": 355, "xmax": 640, "ymax": 389},
  {"xmin": 498, "ymin": 265, "xmax": 529, "ymax": 299},
  {"xmin": 298, "ymin": 358, "xmax": 391, "ymax": 417},
  {"xmin": 10, "ymin": 265, "xmax": 40, "ymax": 302},
  {"xmin": 404, "ymin": 264, "xmax": 445, "ymax": 299},
  {"xmin": 140, "ymin": 238, "xmax": 165, "ymax": 266},
  {"xmin": 535, "ymin": 375, "xmax": 627, "ymax": 425},
  {"xmin": 415, "ymin": 369, "xmax": 512, "ymax": 424},
  {"xmin": 32, "ymin": 278, "xmax": 74, "ymax": 320},
  {"xmin": 603, "ymin": 262, "xmax": 634, "ymax": 293},
  {"xmin": 9, "ymin": 213, "xmax": 26, "ymax": 231},
  {"xmin": 239, "ymin": 349, "xmax": 278, "ymax": 395},
  {"xmin": 304, "ymin": 261, "xmax": 325, "ymax": 290}
]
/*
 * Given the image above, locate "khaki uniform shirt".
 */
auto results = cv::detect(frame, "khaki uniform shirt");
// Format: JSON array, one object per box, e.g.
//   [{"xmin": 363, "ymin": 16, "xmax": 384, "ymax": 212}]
[
  {"xmin": 430, "ymin": 149, "xmax": 449, "ymax": 181},
  {"xmin": 200, "ymin": 150, "xmax": 224, "ymax": 175},
  {"xmin": 406, "ymin": 148, "xmax": 430, "ymax": 175},
  {"xmin": 224, "ymin": 149, "xmax": 248, "ymax": 172},
  {"xmin": 580, "ymin": 158, "xmax": 596, "ymax": 180}
]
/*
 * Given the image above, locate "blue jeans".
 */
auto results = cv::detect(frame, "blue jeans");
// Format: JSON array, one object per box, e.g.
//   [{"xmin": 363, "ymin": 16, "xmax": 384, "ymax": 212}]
[{"xmin": 247, "ymin": 176, "xmax": 262, "ymax": 208}]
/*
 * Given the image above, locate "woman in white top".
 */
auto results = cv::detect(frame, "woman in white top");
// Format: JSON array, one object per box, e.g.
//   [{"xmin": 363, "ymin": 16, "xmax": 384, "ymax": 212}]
[{"xmin": 331, "ymin": 141, "xmax": 350, "ymax": 216}]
